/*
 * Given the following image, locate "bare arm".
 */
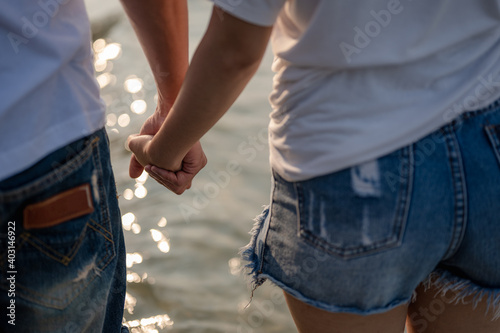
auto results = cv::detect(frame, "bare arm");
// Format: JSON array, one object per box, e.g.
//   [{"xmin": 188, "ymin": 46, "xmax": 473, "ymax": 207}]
[
  {"xmin": 128, "ymin": 7, "xmax": 273, "ymax": 173},
  {"xmin": 120, "ymin": 0, "xmax": 193, "ymax": 179},
  {"xmin": 120, "ymin": 0, "xmax": 188, "ymax": 113}
]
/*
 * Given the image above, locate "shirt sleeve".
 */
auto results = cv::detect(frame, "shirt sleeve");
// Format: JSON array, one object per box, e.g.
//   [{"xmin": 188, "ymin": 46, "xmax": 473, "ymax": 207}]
[{"xmin": 209, "ymin": 0, "xmax": 286, "ymax": 27}]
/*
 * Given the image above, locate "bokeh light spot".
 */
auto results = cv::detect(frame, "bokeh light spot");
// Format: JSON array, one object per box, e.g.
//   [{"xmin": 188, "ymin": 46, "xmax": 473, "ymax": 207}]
[
  {"xmin": 106, "ymin": 113, "xmax": 117, "ymax": 127},
  {"xmin": 122, "ymin": 212, "xmax": 136, "ymax": 231},
  {"xmin": 157, "ymin": 217, "xmax": 167, "ymax": 227},
  {"xmin": 96, "ymin": 73, "xmax": 114, "ymax": 88},
  {"xmin": 123, "ymin": 189, "xmax": 134, "ymax": 200},
  {"xmin": 94, "ymin": 58, "xmax": 107, "ymax": 72},
  {"xmin": 126, "ymin": 252, "xmax": 143, "ymax": 268},
  {"xmin": 136, "ymin": 171, "xmax": 149, "ymax": 184},
  {"xmin": 118, "ymin": 113, "xmax": 130, "ymax": 127},
  {"xmin": 130, "ymin": 99, "xmax": 147, "ymax": 114},
  {"xmin": 131, "ymin": 223, "xmax": 142, "ymax": 234},
  {"xmin": 134, "ymin": 185, "xmax": 147, "ymax": 199},
  {"xmin": 93, "ymin": 38, "xmax": 106, "ymax": 53},
  {"xmin": 100, "ymin": 43, "xmax": 122, "ymax": 61},
  {"xmin": 124, "ymin": 76, "xmax": 144, "ymax": 93}
]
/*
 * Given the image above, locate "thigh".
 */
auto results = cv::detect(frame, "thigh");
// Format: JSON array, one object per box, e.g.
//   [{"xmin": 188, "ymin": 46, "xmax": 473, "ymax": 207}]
[
  {"xmin": 285, "ymin": 292, "xmax": 408, "ymax": 333},
  {"xmin": 407, "ymin": 283, "xmax": 500, "ymax": 333}
]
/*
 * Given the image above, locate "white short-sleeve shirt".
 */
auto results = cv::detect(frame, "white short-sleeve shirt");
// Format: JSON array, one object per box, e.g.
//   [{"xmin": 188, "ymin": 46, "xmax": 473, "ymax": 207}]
[
  {"xmin": 213, "ymin": 0, "xmax": 500, "ymax": 181},
  {"xmin": 0, "ymin": 0, "xmax": 105, "ymax": 181}
]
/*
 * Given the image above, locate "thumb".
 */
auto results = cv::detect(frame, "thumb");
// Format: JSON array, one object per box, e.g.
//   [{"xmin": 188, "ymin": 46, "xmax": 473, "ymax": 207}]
[
  {"xmin": 127, "ymin": 134, "xmax": 153, "ymax": 172},
  {"xmin": 126, "ymin": 134, "xmax": 152, "ymax": 154},
  {"xmin": 129, "ymin": 155, "xmax": 144, "ymax": 179}
]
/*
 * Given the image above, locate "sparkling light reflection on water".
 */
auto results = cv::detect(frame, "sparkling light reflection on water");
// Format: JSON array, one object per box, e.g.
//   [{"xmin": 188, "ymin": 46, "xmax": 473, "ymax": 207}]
[
  {"xmin": 87, "ymin": 0, "xmax": 297, "ymax": 331},
  {"xmin": 93, "ymin": 38, "xmax": 176, "ymax": 331}
]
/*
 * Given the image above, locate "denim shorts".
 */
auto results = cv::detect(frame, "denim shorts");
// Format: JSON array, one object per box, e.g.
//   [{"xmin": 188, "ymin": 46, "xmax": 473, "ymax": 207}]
[
  {"xmin": 0, "ymin": 128, "xmax": 128, "ymax": 332},
  {"xmin": 242, "ymin": 99, "xmax": 500, "ymax": 318}
]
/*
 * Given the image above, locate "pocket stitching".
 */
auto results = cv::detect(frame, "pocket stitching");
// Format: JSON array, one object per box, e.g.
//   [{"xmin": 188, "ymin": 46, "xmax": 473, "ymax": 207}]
[
  {"xmin": 13, "ymin": 220, "xmax": 114, "ymax": 309},
  {"xmin": 19, "ymin": 225, "xmax": 89, "ymax": 266},
  {"xmin": 297, "ymin": 147, "xmax": 413, "ymax": 259},
  {"xmin": 16, "ymin": 272, "xmax": 100, "ymax": 310},
  {"xmin": 0, "ymin": 136, "xmax": 117, "ymax": 310},
  {"xmin": 485, "ymin": 124, "xmax": 500, "ymax": 165}
]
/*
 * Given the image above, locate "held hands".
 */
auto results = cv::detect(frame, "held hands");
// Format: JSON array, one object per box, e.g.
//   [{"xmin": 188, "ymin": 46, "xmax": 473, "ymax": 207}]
[
  {"xmin": 127, "ymin": 111, "xmax": 207, "ymax": 195},
  {"xmin": 128, "ymin": 135, "xmax": 207, "ymax": 195},
  {"xmin": 129, "ymin": 111, "xmax": 166, "ymax": 179},
  {"xmin": 147, "ymin": 141, "xmax": 206, "ymax": 195}
]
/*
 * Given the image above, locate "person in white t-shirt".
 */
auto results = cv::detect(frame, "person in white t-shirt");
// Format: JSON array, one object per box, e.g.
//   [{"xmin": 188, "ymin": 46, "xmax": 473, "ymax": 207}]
[{"xmin": 129, "ymin": 1, "xmax": 500, "ymax": 332}]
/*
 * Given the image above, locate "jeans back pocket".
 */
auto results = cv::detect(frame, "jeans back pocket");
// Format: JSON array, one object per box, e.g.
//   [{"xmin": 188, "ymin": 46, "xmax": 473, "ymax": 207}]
[
  {"xmin": 0, "ymin": 134, "xmax": 116, "ymax": 310},
  {"xmin": 485, "ymin": 124, "xmax": 500, "ymax": 167},
  {"xmin": 296, "ymin": 147, "xmax": 413, "ymax": 259}
]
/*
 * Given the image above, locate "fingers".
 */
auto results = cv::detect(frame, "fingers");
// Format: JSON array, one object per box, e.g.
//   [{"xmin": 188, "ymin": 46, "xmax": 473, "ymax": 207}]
[
  {"xmin": 130, "ymin": 140, "xmax": 206, "ymax": 193},
  {"xmin": 147, "ymin": 166, "xmax": 189, "ymax": 195},
  {"xmin": 126, "ymin": 133, "xmax": 138, "ymax": 151},
  {"xmin": 129, "ymin": 155, "xmax": 144, "ymax": 179},
  {"xmin": 127, "ymin": 134, "xmax": 154, "ymax": 171},
  {"xmin": 127, "ymin": 134, "xmax": 153, "ymax": 154},
  {"xmin": 148, "ymin": 165, "xmax": 177, "ymax": 181}
]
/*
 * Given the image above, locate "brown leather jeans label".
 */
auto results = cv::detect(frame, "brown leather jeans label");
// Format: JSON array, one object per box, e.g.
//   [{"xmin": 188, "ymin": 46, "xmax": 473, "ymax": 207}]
[{"xmin": 23, "ymin": 183, "xmax": 94, "ymax": 230}]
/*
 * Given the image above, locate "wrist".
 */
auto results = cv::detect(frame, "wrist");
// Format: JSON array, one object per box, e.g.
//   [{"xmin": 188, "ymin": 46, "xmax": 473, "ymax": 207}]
[
  {"xmin": 148, "ymin": 136, "xmax": 182, "ymax": 172},
  {"xmin": 154, "ymin": 100, "xmax": 171, "ymax": 118}
]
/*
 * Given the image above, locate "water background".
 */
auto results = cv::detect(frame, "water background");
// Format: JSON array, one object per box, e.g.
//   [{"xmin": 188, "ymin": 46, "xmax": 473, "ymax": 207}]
[{"xmin": 85, "ymin": 0, "xmax": 297, "ymax": 332}]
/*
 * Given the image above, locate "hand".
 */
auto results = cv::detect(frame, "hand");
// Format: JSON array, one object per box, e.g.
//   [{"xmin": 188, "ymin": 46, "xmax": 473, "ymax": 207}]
[
  {"xmin": 128, "ymin": 134, "xmax": 207, "ymax": 194},
  {"xmin": 146, "ymin": 141, "xmax": 207, "ymax": 195},
  {"xmin": 129, "ymin": 110, "xmax": 166, "ymax": 178}
]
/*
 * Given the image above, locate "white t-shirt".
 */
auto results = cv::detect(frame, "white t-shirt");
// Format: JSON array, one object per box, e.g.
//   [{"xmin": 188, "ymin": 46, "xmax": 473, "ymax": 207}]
[
  {"xmin": 212, "ymin": 0, "xmax": 500, "ymax": 181},
  {"xmin": 0, "ymin": 0, "xmax": 105, "ymax": 181}
]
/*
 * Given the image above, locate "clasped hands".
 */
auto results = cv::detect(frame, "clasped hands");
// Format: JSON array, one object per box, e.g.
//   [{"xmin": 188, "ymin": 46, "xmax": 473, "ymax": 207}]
[{"xmin": 127, "ymin": 110, "xmax": 207, "ymax": 195}]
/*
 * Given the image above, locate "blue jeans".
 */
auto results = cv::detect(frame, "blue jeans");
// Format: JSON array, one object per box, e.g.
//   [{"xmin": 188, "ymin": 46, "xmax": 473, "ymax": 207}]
[
  {"xmin": 242, "ymin": 99, "xmax": 500, "ymax": 318},
  {"xmin": 0, "ymin": 128, "xmax": 128, "ymax": 332}
]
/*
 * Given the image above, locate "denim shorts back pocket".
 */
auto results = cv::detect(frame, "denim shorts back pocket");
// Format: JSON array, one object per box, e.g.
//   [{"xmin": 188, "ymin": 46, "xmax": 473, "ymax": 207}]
[
  {"xmin": 0, "ymin": 133, "xmax": 116, "ymax": 310},
  {"xmin": 296, "ymin": 147, "xmax": 414, "ymax": 259},
  {"xmin": 485, "ymin": 124, "xmax": 500, "ymax": 167}
]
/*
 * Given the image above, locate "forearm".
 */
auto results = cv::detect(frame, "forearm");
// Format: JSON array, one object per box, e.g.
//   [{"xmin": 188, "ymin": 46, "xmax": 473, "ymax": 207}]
[
  {"xmin": 120, "ymin": 0, "xmax": 188, "ymax": 113},
  {"xmin": 148, "ymin": 7, "xmax": 272, "ymax": 170}
]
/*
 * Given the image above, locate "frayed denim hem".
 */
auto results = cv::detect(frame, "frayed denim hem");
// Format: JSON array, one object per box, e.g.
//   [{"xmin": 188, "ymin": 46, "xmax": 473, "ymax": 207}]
[
  {"xmin": 421, "ymin": 269, "xmax": 500, "ymax": 320},
  {"xmin": 239, "ymin": 206, "xmax": 270, "ymax": 300},
  {"xmin": 265, "ymin": 273, "xmax": 412, "ymax": 316},
  {"xmin": 239, "ymin": 206, "xmax": 413, "ymax": 315}
]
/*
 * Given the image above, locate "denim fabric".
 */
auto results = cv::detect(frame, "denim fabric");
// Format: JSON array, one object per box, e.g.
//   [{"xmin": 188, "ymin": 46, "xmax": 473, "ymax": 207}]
[
  {"xmin": 242, "ymin": 99, "xmax": 500, "ymax": 317},
  {"xmin": 0, "ymin": 128, "xmax": 128, "ymax": 332}
]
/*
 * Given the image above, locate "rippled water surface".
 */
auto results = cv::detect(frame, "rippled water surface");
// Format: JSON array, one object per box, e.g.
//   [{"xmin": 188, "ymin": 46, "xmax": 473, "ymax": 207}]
[{"xmin": 85, "ymin": 0, "xmax": 297, "ymax": 332}]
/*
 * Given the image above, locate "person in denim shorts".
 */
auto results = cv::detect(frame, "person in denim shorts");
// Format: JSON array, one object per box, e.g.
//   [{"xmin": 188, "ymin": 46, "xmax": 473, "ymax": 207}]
[
  {"xmin": 128, "ymin": 1, "xmax": 500, "ymax": 332},
  {"xmin": 0, "ymin": 0, "xmax": 197, "ymax": 332}
]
